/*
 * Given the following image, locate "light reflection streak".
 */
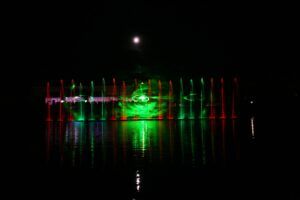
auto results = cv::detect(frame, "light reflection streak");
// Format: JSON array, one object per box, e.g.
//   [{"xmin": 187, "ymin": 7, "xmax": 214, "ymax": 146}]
[
  {"xmin": 190, "ymin": 120, "xmax": 196, "ymax": 166},
  {"xmin": 250, "ymin": 116, "xmax": 255, "ymax": 139},
  {"xmin": 45, "ymin": 119, "xmax": 241, "ymax": 168},
  {"xmin": 136, "ymin": 170, "xmax": 141, "ymax": 192},
  {"xmin": 221, "ymin": 119, "xmax": 226, "ymax": 163},
  {"xmin": 200, "ymin": 119, "xmax": 207, "ymax": 165},
  {"xmin": 210, "ymin": 119, "xmax": 216, "ymax": 163},
  {"xmin": 179, "ymin": 120, "xmax": 185, "ymax": 164},
  {"xmin": 168, "ymin": 121, "xmax": 174, "ymax": 163},
  {"xmin": 89, "ymin": 122, "xmax": 95, "ymax": 168}
]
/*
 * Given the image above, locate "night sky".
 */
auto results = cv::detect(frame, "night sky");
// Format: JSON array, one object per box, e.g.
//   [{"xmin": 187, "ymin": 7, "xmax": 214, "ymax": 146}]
[
  {"xmin": 18, "ymin": 2, "xmax": 278, "ymax": 81},
  {"xmin": 10, "ymin": 2, "xmax": 295, "ymax": 87}
]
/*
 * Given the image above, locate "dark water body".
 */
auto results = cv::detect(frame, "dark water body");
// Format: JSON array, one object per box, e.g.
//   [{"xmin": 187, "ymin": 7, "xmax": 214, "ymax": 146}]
[
  {"xmin": 7, "ymin": 112, "xmax": 299, "ymax": 199},
  {"xmin": 45, "ymin": 120, "xmax": 243, "ymax": 169},
  {"xmin": 18, "ymin": 118, "xmax": 261, "ymax": 199},
  {"xmin": 6, "ymin": 86, "xmax": 299, "ymax": 199}
]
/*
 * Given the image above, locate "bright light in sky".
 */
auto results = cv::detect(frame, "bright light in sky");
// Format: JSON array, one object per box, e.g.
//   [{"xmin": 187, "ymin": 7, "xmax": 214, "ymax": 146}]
[{"xmin": 133, "ymin": 36, "xmax": 140, "ymax": 44}]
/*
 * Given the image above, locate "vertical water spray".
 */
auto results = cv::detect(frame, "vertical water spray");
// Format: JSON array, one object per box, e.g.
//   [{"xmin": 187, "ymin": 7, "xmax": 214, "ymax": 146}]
[
  {"xmin": 209, "ymin": 78, "xmax": 216, "ymax": 119},
  {"xmin": 100, "ymin": 78, "xmax": 107, "ymax": 120},
  {"xmin": 46, "ymin": 81, "xmax": 52, "ymax": 121},
  {"xmin": 220, "ymin": 78, "xmax": 226, "ymax": 119},
  {"xmin": 78, "ymin": 82, "xmax": 85, "ymax": 121},
  {"xmin": 231, "ymin": 77, "xmax": 238, "ymax": 119},
  {"xmin": 178, "ymin": 78, "xmax": 185, "ymax": 119},
  {"xmin": 58, "ymin": 80, "xmax": 64, "ymax": 121},
  {"xmin": 68, "ymin": 79, "xmax": 75, "ymax": 121},
  {"xmin": 110, "ymin": 78, "xmax": 117, "ymax": 120},
  {"xmin": 120, "ymin": 81, "xmax": 127, "ymax": 120},
  {"xmin": 189, "ymin": 79, "xmax": 195, "ymax": 119},
  {"xmin": 158, "ymin": 80, "xmax": 163, "ymax": 119},
  {"xmin": 168, "ymin": 80, "xmax": 174, "ymax": 119},
  {"xmin": 199, "ymin": 78, "xmax": 207, "ymax": 119},
  {"xmin": 90, "ymin": 81, "xmax": 95, "ymax": 120}
]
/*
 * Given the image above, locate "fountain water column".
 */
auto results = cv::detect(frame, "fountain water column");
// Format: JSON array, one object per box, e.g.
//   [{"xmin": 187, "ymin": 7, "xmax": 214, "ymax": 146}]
[
  {"xmin": 89, "ymin": 81, "xmax": 95, "ymax": 120},
  {"xmin": 46, "ymin": 81, "xmax": 52, "ymax": 121},
  {"xmin": 110, "ymin": 78, "xmax": 117, "ymax": 120},
  {"xmin": 68, "ymin": 79, "xmax": 75, "ymax": 121},
  {"xmin": 220, "ymin": 77, "xmax": 226, "ymax": 119},
  {"xmin": 100, "ymin": 78, "xmax": 107, "ymax": 120},
  {"xmin": 58, "ymin": 79, "xmax": 64, "ymax": 121},
  {"xmin": 78, "ymin": 82, "xmax": 85, "ymax": 121},
  {"xmin": 199, "ymin": 78, "xmax": 207, "ymax": 119},
  {"xmin": 157, "ymin": 80, "xmax": 163, "ymax": 119},
  {"xmin": 178, "ymin": 78, "xmax": 185, "ymax": 119},
  {"xmin": 209, "ymin": 78, "xmax": 216, "ymax": 119},
  {"xmin": 120, "ymin": 81, "xmax": 127, "ymax": 120},
  {"xmin": 167, "ymin": 80, "xmax": 174, "ymax": 119},
  {"xmin": 189, "ymin": 79, "xmax": 195, "ymax": 119},
  {"xmin": 231, "ymin": 77, "xmax": 238, "ymax": 119}
]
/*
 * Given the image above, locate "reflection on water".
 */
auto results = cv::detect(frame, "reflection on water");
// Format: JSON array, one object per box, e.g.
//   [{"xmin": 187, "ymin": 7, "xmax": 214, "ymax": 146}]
[
  {"xmin": 45, "ymin": 120, "xmax": 241, "ymax": 168},
  {"xmin": 250, "ymin": 116, "xmax": 255, "ymax": 139}
]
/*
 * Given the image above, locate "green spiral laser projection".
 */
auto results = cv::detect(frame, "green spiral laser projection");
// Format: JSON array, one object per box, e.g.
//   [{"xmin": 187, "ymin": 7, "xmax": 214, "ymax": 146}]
[{"xmin": 119, "ymin": 82, "xmax": 166, "ymax": 119}]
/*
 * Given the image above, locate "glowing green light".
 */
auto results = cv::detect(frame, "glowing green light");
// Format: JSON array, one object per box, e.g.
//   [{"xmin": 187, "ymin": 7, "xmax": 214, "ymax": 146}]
[
  {"xmin": 139, "ymin": 95, "xmax": 148, "ymax": 102},
  {"xmin": 132, "ymin": 94, "xmax": 149, "ymax": 103},
  {"xmin": 118, "ymin": 82, "xmax": 166, "ymax": 119},
  {"xmin": 128, "ymin": 121, "xmax": 158, "ymax": 152}
]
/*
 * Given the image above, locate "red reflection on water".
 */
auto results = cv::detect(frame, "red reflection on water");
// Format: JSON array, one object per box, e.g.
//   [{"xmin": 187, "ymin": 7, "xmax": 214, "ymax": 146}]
[
  {"xmin": 210, "ymin": 119, "xmax": 216, "ymax": 162},
  {"xmin": 58, "ymin": 122, "xmax": 64, "ymax": 163},
  {"xmin": 158, "ymin": 121, "xmax": 163, "ymax": 161},
  {"xmin": 221, "ymin": 119, "xmax": 226, "ymax": 162},
  {"xmin": 112, "ymin": 122, "xmax": 118, "ymax": 165},
  {"xmin": 45, "ymin": 122, "xmax": 51, "ymax": 163},
  {"xmin": 232, "ymin": 119, "xmax": 240, "ymax": 160},
  {"xmin": 168, "ymin": 121, "xmax": 174, "ymax": 162},
  {"xmin": 44, "ymin": 120, "xmax": 241, "ymax": 168}
]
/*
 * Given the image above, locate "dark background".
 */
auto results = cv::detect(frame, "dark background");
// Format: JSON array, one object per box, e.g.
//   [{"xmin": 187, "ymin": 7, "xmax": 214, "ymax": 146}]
[
  {"xmin": 5, "ymin": 1, "xmax": 299, "ymax": 199},
  {"xmin": 14, "ymin": 2, "xmax": 296, "ymax": 80}
]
